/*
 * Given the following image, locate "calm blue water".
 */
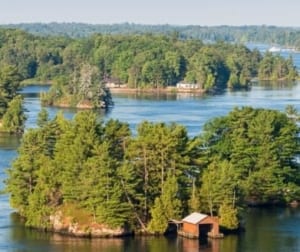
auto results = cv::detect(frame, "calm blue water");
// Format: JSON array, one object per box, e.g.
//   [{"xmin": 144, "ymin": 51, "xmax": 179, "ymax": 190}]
[
  {"xmin": 18, "ymin": 82, "xmax": 300, "ymax": 137},
  {"xmin": 1, "ymin": 48, "xmax": 300, "ymax": 251},
  {"xmin": 106, "ymin": 83, "xmax": 300, "ymax": 137},
  {"xmin": 1, "ymin": 82, "xmax": 299, "ymax": 252}
]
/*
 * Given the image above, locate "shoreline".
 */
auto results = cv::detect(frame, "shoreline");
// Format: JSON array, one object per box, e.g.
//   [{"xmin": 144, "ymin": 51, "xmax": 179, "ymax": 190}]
[{"xmin": 109, "ymin": 87, "xmax": 207, "ymax": 94}]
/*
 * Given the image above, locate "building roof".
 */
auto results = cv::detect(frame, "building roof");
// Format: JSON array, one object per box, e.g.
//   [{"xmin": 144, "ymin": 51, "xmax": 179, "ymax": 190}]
[{"xmin": 182, "ymin": 212, "xmax": 208, "ymax": 224}]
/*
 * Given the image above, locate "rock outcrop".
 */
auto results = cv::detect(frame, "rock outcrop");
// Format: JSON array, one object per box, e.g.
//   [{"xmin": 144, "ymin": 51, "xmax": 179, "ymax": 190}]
[{"xmin": 49, "ymin": 211, "xmax": 132, "ymax": 237}]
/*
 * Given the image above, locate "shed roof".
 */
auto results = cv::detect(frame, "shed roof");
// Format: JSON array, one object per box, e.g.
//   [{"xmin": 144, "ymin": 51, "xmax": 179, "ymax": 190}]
[{"xmin": 182, "ymin": 212, "xmax": 208, "ymax": 224}]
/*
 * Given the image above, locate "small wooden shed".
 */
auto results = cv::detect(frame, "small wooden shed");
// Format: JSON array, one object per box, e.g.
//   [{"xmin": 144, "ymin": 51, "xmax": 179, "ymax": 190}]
[{"xmin": 178, "ymin": 212, "xmax": 223, "ymax": 239}]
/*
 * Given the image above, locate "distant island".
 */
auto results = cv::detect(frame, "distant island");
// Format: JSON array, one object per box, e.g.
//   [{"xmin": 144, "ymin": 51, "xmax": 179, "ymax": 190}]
[
  {"xmin": 0, "ymin": 27, "xmax": 298, "ymax": 114},
  {"xmin": 0, "ymin": 25, "xmax": 299, "ymax": 132}
]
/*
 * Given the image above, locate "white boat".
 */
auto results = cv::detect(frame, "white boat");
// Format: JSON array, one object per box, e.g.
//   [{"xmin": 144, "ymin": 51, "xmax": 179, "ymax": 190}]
[{"xmin": 268, "ymin": 46, "xmax": 281, "ymax": 52}]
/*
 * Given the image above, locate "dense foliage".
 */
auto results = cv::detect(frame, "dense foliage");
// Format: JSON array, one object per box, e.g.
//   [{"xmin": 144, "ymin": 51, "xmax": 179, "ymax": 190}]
[
  {"xmin": 0, "ymin": 65, "xmax": 26, "ymax": 133},
  {"xmin": 5, "ymin": 107, "xmax": 300, "ymax": 232},
  {"xmin": 195, "ymin": 107, "xmax": 300, "ymax": 214},
  {"xmin": 40, "ymin": 63, "xmax": 113, "ymax": 109},
  {"xmin": 258, "ymin": 53, "xmax": 298, "ymax": 80},
  {"xmin": 0, "ymin": 28, "xmax": 297, "ymax": 97},
  {"xmin": 3, "ymin": 23, "xmax": 300, "ymax": 50}
]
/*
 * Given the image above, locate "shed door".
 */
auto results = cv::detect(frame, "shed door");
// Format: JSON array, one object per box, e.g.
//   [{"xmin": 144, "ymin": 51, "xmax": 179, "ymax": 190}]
[{"xmin": 199, "ymin": 224, "xmax": 212, "ymax": 237}]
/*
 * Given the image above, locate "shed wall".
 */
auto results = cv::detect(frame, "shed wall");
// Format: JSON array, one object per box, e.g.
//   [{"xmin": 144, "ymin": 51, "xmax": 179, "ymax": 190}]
[{"xmin": 182, "ymin": 222, "xmax": 199, "ymax": 237}]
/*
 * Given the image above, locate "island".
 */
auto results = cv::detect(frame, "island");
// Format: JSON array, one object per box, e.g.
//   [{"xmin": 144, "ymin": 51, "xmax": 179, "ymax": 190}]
[
  {"xmin": 5, "ymin": 107, "xmax": 300, "ymax": 237},
  {"xmin": 1, "ymin": 27, "xmax": 300, "ymax": 236},
  {"xmin": 0, "ymin": 28, "xmax": 298, "ymax": 113}
]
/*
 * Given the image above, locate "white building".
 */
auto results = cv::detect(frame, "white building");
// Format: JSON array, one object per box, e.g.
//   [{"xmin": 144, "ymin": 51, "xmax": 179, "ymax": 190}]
[{"xmin": 176, "ymin": 83, "xmax": 200, "ymax": 89}]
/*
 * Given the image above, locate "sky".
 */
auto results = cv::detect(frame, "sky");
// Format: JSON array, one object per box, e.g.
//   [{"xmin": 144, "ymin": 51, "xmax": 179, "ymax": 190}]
[{"xmin": 1, "ymin": 0, "xmax": 300, "ymax": 27}]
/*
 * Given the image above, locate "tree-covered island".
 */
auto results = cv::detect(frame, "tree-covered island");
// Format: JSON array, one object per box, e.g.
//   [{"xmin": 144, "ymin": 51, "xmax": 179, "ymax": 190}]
[
  {"xmin": 0, "ymin": 27, "xmax": 298, "ymax": 128},
  {"xmin": 5, "ymin": 107, "xmax": 300, "ymax": 236},
  {"xmin": 40, "ymin": 63, "xmax": 113, "ymax": 109},
  {"xmin": 1, "ymin": 27, "xmax": 300, "ymax": 235},
  {"xmin": 0, "ymin": 28, "xmax": 298, "ymax": 104}
]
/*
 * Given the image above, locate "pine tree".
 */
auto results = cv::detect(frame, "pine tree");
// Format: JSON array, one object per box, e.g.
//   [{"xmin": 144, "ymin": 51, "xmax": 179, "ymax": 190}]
[
  {"xmin": 219, "ymin": 202, "xmax": 239, "ymax": 230},
  {"xmin": 37, "ymin": 108, "xmax": 49, "ymax": 128},
  {"xmin": 81, "ymin": 142, "xmax": 131, "ymax": 227},
  {"xmin": 5, "ymin": 129, "xmax": 47, "ymax": 215},
  {"xmin": 201, "ymin": 107, "xmax": 300, "ymax": 205},
  {"xmin": 147, "ymin": 173, "xmax": 182, "ymax": 234},
  {"xmin": 25, "ymin": 155, "xmax": 57, "ymax": 228},
  {"xmin": 56, "ymin": 111, "xmax": 100, "ymax": 202},
  {"xmin": 147, "ymin": 197, "xmax": 168, "ymax": 234},
  {"xmin": 0, "ymin": 65, "xmax": 21, "ymax": 117},
  {"xmin": 1, "ymin": 95, "xmax": 26, "ymax": 133}
]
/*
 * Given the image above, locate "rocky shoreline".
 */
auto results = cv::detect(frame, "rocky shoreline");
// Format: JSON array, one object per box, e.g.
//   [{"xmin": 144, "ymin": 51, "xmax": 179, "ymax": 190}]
[{"xmin": 49, "ymin": 211, "xmax": 132, "ymax": 238}]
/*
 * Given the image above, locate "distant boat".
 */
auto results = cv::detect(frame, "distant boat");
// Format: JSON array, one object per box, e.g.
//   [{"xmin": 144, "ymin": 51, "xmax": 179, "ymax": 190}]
[{"xmin": 268, "ymin": 46, "xmax": 281, "ymax": 52}]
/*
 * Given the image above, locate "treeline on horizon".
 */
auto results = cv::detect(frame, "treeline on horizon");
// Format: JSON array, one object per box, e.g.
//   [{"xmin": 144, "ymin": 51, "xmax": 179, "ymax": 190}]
[
  {"xmin": 2, "ymin": 22, "xmax": 300, "ymax": 49},
  {"xmin": 5, "ymin": 106, "xmax": 300, "ymax": 233}
]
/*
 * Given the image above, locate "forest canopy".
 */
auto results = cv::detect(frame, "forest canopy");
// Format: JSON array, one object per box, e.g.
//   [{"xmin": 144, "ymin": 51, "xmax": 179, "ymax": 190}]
[
  {"xmin": 0, "ymin": 65, "xmax": 25, "ymax": 133},
  {"xmin": 5, "ymin": 107, "xmax": 300, "ymax": 233},
  {"xmin": 0, "ymin": 28, "xmax": 297, "ymax": 93},
  {"xmin": 0, "ymin": 27, "xmax": 298, "ymax": 132}
]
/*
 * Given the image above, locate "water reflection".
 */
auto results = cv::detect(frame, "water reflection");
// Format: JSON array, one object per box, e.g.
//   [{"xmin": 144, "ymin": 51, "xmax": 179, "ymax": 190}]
[
  {"xmin": 237, "ymin": 207, "xmax": 300, "ymax": 252},
  {"xmin": 0, "ymin": 133, "xmax": 20, "ymax": 150},
  {"xmin": 219, "ymin": 235, "xmax": 238, "ymax": 252},
  {"xmin": 9, "ymin": 213, "xmax": 125, "ymax": 252},
  {"xmin": 257, "ymin": 80, "xmax": 297, "ymax": 89},
  {"xmin": 8, "ymin": 213, "xmax": 225, "ymax": 252},
  {"xmin": 112, "ymin": 91, "xmax": 209, "ymax": 101}
]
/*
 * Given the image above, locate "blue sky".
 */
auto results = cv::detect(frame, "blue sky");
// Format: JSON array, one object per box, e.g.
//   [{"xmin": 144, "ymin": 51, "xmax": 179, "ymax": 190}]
[{"xmin": 1, "ymin": 0, "xmax": 299, "ymax": 26}]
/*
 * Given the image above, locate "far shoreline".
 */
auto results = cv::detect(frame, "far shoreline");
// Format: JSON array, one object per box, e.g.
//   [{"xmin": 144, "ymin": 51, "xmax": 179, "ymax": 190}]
[{"xmin": 109, "ymin": 87, "xmax": 207, "ymax": 95}]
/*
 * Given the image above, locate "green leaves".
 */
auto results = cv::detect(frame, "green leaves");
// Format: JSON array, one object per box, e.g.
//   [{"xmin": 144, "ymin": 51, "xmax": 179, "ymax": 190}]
[
  {"xmin": 258, "ymin": 52, "xmax": 298, "ymax": 80},
  {"xmin": 201, "ymin": 106, "xmax": 300, "ymax": 206},
  {"xmin": 148, "ymin": 174, "xmax": 182, "ymax": 234},
  {"xmin": 0, "ymin": 65, "xmax": 22, "ymax": 124},
  {"xmin": 1, "ymin": 95, "xmax": 26, "ymax": 133},
  {"xmin": 41, "ymin": 63, "xmax": 113, "ymax": 109},
  {"xmin": 219, "ymin": 203, "xmax": 239, "ymax": 230},
  {"xmin": 5, "ymin": 107, "xmax": 300, "ymax": 232}
]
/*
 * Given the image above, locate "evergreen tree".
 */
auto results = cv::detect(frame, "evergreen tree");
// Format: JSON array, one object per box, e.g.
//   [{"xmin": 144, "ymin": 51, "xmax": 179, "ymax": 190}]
[
  {"xmin": 125, "ymin": 121, "xmax": 191, "ymax": 224},
  {"xmin": 5, "ymin": 129, "xmax": 47, "ymax": 215},
  {"xmin": 1, "ymin": 95, "xmax": 26, "ymax": 133},
  {"xmin": 56, "ymin": 111, "xmax": 100, "ymax": 202},
  {"xmin": 0, "ymin": 65, "xmax": 21, "ymax": 117},
  {"xmin": 25, "ymin": 155, "xmax": 57, "ymax": 228},
  {"xmin": 37, "ymin": 108, "xmax": 49, "ymax": 127},
  {"xmin": 80, "ymin": 142, "xmax": 131, "ymax": 227},
  {"xmin": 219, "ymin": 202, "xmax": 239, "ymax": 230},
  {"xmin": 201, "ymin": 107, "xmax": 300, "ymax": 204},
  {"xmin": 147, "ymin": 197, "xmax": 168, "ymax": 234},
  {"xmin": 147, "ymin": 173, "xmax": 182, "ymax": 234}
]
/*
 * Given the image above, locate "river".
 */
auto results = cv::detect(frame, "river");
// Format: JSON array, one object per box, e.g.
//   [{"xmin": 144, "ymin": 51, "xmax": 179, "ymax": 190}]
[{"xmin": 1, "ymin": 52, "xmax": 300, "ymax": 251}]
